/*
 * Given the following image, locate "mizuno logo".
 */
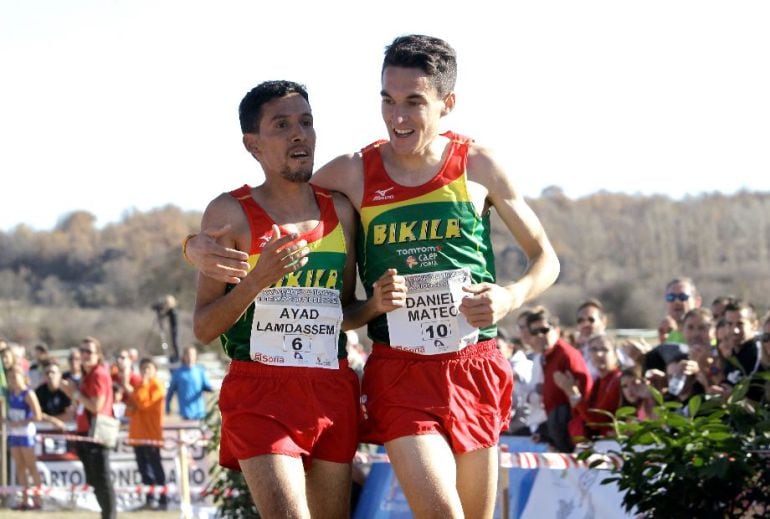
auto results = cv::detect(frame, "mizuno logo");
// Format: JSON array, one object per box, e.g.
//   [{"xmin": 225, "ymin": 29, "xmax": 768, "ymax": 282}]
[{"xmin": 372, "ymin": 187, "xmax": 395, "ymax": 201}]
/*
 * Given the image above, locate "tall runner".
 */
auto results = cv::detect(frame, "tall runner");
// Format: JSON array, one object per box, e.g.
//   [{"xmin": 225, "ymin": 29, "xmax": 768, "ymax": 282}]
[{"xmin": 187, "ymin": 36, "xmax": 559, "ymax": 518}]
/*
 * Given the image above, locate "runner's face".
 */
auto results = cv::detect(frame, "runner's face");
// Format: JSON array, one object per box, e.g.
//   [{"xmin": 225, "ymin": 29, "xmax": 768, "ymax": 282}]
[
  {"xmin": 249, "ymin": 93, "xmax": 315, "ymax": 183},
  {"xmin": 381, "ymin": 66, "xmax": 452, "ymax": 157}
]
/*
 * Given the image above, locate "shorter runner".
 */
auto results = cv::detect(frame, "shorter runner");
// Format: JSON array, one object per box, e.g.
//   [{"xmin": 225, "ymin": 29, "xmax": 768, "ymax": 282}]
[{"xmin": 192, "ymin": 80, "xmax": 397, "ymax": 518}]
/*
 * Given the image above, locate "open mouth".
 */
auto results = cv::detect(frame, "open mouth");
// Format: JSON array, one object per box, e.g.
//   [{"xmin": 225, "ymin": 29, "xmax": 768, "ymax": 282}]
[
  {"xmin": 289, "ymin": 148, "xmax": 311, "ymax": 159},
  {"xmin": 393, "ymin": 128, "xmax": 414, "ymax": 138}
]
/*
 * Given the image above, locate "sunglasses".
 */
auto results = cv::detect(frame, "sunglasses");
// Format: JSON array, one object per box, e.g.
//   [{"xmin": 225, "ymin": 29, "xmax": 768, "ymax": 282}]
[
  {"xmin": 665, "ymin": 293, "xmax": 691, "ymax": 302},
  {"xmin": 577, "ymin": 316, "xmax": 596, "ymax": 324},
  {"xmin": 79, "ymin": 348, "xmax": 95, "ymax": 355},
  {"xmin": 589, "ymin": 346, "xmax": 610, "ymax": 353},
  {"xmin": 529, "ymin": 326, "xmax": 552, "ymax": 336}
]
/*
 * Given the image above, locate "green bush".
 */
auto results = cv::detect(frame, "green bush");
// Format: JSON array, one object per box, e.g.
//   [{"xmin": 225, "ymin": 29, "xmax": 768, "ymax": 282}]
[{"xmin": 585, "ymin": 374, "xmax": 770, "ymax": 518}]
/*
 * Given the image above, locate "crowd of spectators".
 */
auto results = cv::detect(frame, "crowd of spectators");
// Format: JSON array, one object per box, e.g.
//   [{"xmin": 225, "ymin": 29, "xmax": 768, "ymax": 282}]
[
  {"xmin": 0, "ymin": 337, "xmax": 213, "ymax": 513},
  {"xmin": 499, "ymin": 277, "xmax": 770, "ymax": 452}
]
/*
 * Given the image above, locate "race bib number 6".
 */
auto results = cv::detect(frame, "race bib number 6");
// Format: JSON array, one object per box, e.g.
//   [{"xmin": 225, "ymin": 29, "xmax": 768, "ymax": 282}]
[{"xmin": 250, "ymin": 287, "xmax": 342, "ymax": 368}]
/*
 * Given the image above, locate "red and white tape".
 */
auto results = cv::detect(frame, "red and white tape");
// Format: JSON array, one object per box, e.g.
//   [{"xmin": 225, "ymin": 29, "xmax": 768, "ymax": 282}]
[
  {"xmin": 36, "ymin": 432, "xmax": 210, "ymax": 449},
  {"xmin": 354, "ymin": 450, "xmax": 621, "ymax": 469}
]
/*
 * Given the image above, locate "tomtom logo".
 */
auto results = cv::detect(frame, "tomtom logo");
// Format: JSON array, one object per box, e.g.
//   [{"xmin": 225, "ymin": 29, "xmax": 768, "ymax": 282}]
[{"xmin": 372, "ymin": 187, "xmax": 395, "ymax": 201}]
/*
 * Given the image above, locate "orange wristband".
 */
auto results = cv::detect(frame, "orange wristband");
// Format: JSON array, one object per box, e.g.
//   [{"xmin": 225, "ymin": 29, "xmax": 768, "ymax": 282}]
[{"xmin": 182, "ymin": 233, "xmax": 197, "ymax": 265}]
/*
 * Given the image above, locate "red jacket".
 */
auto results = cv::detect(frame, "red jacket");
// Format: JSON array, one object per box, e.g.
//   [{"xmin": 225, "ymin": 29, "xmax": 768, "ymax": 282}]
[
  {"xmin": 542, "ymin": 338, "xmax": 593, "ymax": 414},
  {"xmin": 569, "ymin": 368, "xmax": 622, "ymax": 440}
]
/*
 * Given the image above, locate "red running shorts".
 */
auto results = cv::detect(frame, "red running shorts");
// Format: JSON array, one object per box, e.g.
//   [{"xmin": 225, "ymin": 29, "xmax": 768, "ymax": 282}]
[
  {"xmin": 218, "ymin": 359, "xmax": 360, "ymax": 471},
  {"xmin": 359, "ymin": 339, "xmax": 513, "ymax": 453}
]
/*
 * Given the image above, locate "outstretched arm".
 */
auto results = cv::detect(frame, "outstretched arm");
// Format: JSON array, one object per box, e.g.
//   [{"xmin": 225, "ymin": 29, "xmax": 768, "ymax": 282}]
[
  {"xmin": 185, "ymin": 226, "xmax": 250, "ymax": 284},
  {"xmin": 459, "ymin": 144, "xmax": 560, "ymax": 327},
  {"xmin": 193, "ymin": 194, "xmax": 310, "ymax": 344}
]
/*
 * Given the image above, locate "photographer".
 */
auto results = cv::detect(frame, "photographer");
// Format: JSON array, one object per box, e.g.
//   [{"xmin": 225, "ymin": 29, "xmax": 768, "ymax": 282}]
[{"xmin": 152, "ymin": 294, "xmax": 180, "ymax": 362}]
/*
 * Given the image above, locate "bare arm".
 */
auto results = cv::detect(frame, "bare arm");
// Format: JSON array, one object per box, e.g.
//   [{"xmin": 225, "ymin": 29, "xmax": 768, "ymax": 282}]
[
  {"xmin": 186, "ymin": 155, "xmax": 364, "ymax": 284},
  {"xmin": 193, "ymin": 193, "xmax": 310, "ymax": 344},
  {"xmin": 459, "ymin": 144, "xmax": 560, "ymax": 327},
  {"xmin": 185, "ymin": 226, "xmax": 250, "ymax": 284},
  {"xmin": 311, "ymin": 153, "xmax": 365, "ymax": 211},
  {"xmin": 24, "ymin": 390, "xmax": 43, "ymax": 422}
]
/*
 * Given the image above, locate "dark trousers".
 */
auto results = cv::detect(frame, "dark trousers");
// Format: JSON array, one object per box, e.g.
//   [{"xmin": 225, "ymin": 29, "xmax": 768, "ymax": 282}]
[
  {"xmin": 76, "ymin": 441, "xmax": 116, "ymax": 519},
  {"xmin": 546, "ymin": 403, "xmax": 575, "ymax": 453},
  {"xmin": 134, "ymin": 445, "xmax": 167, "ymax": 504}
]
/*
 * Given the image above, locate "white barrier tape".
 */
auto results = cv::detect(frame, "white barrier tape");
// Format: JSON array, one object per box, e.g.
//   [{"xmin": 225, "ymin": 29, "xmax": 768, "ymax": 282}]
[
  {"xmin": 354, "ymin": 450, "xmax": 622, "ymax": 470},
  {"xmin": 0, "ymin": 484, "xmax": 212, "ymax": 497},
  {"xmin": 36, "ymin": 432, "xmax": 211, "ymax": 449}
]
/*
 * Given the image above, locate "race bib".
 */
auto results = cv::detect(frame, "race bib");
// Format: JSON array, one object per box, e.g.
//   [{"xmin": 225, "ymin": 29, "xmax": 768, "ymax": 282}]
[
  {"xmin": 386, "ymin": 268, "xmax": 479, "ymax": 354},
  {"xmin": 249, "ymin": 287, "xmax": 342, "ymax": 369}
]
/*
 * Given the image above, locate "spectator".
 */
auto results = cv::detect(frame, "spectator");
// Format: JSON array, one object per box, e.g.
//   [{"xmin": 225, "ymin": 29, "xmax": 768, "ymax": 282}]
[
  {"xmin": 35, "ymin": 361, "xmax": 73, "ymax": 430},
  {"xmin": 345, "ymin": 330, "xmax": 367, "ymax": 379},
  {"xmin": 128, "ymin": 348, "xmax": 140, "ymax": 373},
  {"xmin": 711, "ymin": 295, "xmax": 737, "ymax": 321},
  {"xmin": 500, "ymin": 329, "xmax": 535, "ymax": 435},
  {"xmin": 166, "ymin": 345, "xmax": 213, "ymax": 420},
  {"xmin": 565, "ymin": 334, "xmax": 623, "ymax": 442},
  {"xmin": 6, "ymin": 364, "xmax": 43, "ymax": 510},
  {"xmin": 61, "ymin": 336, "xmax": 116, "ymax": 519},
  {"xmin": 112, "ymin": 348, "xmax": 141, "ymax": 399},
  {"xmin": 10, "ymin": 343, "xmax": 30, "ymax": 374},
  {"xmin": 63, "ymin": 347, "xmax": 84, "ymax": 385},
  {"xmin": 527, "ymin": 306, "xmax": 592, "ymax": 452},
  {"xmin": 757, "ymin": 312, "xmax": 770, "ymax": 403},
  {"xmin": 127, "ymin": 358, "xmax": 168, "ymax": 511},
  {"xmin": 574, "ymin": 298, "xmax": 608, "ymax": 378},
  {"xmin": 515, "ymin": 309, "xmax": 548, "ymax": 440},
  {"xmin": 618, "ymin": 338, "xmax": 652, "ymax": 370},
  {"xmin": 722, "ymin": 301, "xmax": 762, "ymax": 388},
  {"xmin": 680, "ymin": 308, "xmax": 723, "ymax": 394},
  {"xmin": 662, "ymin": 277, "xmax": 702, "ymax": 343},
  {"xmin": 1, "ymin": 338, "xmax": 12, "ymax": 396},
  {"xmin": 657, "ymin": 315, "xmax": 678, "ymax": 345},
  {"xmin": 620, "ymin": 367, "xmax": 656, "ymax": 420},
  {"xmin": 28, "ymin": 342, "xmax": 50, "ymax": 389}
]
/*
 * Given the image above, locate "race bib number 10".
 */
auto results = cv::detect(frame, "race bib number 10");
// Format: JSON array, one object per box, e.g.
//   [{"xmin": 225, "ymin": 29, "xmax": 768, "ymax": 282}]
[
  {"xmin": 249, "ymin": 287, "xmax": 342, "ymax": 368},
  {"xmin": 386, "ymin": 268, "xmax": 479, "ymax": 354}
]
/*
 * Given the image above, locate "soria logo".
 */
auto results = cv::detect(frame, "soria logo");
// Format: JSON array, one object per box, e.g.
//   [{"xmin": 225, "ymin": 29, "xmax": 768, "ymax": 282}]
[{"xmin": 372, "ymin": 186, "xmax": 395, "ymax": 201}]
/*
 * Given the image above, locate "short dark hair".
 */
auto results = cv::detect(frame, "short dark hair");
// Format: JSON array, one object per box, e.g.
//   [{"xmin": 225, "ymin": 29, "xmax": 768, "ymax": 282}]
[
  {"xmin": 683, "ymin": 307, "xmax": 714, "ymax": 325},
  {"xmin": 724, "ymin": 300, "xmax": 757, "ymax": 323},
  {"xmin": 382, "ymin": 34, "xmax": 457, "ymax": 96},
  {"xmin": 665, "ymin": 277, "xmax": 699, "ymax": 297},
  {"xmin": 526, "ymin": 305, "xmax": 560, "ymax": 328},
  {"xmin": 577, "ymin": 298, "xmax": 605, "ymax": 315},
  {"xmin": 139, "ymin": 357, "xmax": 156, "ymax": 369},
  {"xmin": 239, "ymin": 80, "xmax": 309, "ymax": 134}
]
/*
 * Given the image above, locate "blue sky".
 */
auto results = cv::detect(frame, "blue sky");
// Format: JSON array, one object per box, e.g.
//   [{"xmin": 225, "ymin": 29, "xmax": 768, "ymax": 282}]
[{"xmin": 2, "ymin": 0, "xmax": 768, "ymax": 231}]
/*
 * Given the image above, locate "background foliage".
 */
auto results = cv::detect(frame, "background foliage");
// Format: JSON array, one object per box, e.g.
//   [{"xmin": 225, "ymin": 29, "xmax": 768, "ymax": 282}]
[
  {"xmin": 2, "ymin": 190, "xmax": 769, "ymax": 356},
  {"xmin": 590, "ymin": 374, "xmax": 770, "ymax": 517}
]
